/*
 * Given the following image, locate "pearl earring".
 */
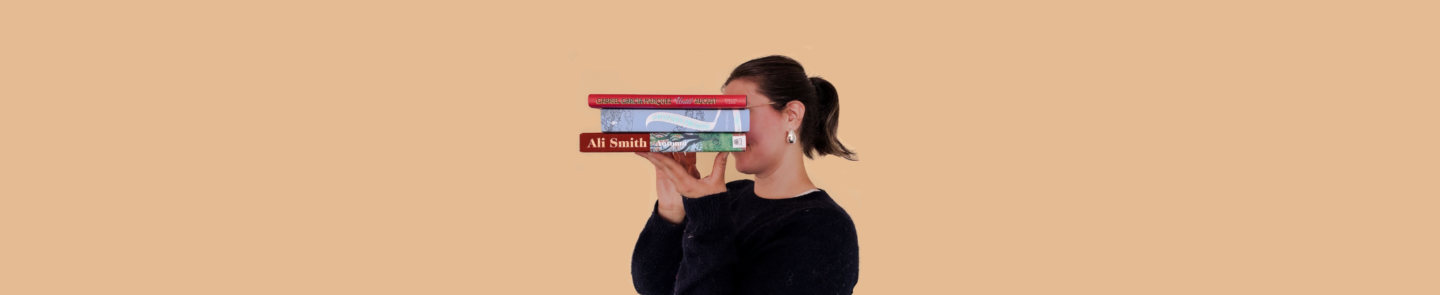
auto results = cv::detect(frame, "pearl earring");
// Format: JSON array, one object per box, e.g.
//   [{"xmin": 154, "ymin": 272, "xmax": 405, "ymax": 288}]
[{"xmin": 787, "ymin": 130, "xmax": 796, "ymax": 143}]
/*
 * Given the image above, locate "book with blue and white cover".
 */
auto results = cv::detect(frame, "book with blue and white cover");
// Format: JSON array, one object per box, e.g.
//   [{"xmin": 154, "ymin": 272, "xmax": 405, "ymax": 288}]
[{"xmin": 600, "ymin": 109, "xmax": 750, "ymax": 133}]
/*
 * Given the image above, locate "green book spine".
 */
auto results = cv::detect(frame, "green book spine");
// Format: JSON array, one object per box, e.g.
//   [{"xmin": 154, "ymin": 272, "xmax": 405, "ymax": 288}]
[{"xmin": 649, "ymin": 133, "xmax": 746, "ymax": 152}]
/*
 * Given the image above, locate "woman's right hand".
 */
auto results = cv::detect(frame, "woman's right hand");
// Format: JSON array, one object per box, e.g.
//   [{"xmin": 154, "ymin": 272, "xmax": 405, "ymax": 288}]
[{"xmin": 643, "ymin": 152, "xmax": 700, "ymax": 225}]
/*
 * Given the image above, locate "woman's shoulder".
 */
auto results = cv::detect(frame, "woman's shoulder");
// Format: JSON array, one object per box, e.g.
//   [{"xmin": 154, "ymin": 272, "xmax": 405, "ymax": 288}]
[
  {"xmin": 789, "ymin": 191, "xmax": 854, "ymax": 223},
  {"xmin": 771, "ymin": 192, "xmax": 858, "ymax": 243},
  {"xmin": 721, "ymin": 179, "xmax": 855, "ymax": 227},
  {"xmin": 754, "ymin": 190, "xmax": 854, "ymax": 234}
]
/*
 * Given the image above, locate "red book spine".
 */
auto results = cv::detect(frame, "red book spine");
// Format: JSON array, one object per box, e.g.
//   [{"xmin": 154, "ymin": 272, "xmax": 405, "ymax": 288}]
[
  {"xmin": 579, "ymin": 133, "xmax": 650, "ymax": 152},
  {"xmin": 588, "ymin": 94, "xmax": 747, "ymax": 109}
]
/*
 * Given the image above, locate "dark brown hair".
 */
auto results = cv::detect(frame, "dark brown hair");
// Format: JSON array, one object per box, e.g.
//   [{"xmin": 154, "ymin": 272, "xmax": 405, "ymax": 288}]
[{"xmin": 724, "ymin": 55, "xmax": 857, "ymax": 161}]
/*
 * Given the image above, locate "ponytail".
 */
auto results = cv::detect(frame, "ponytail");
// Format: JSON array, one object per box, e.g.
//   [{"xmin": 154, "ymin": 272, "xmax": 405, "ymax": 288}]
[{"xmin": 808, "ymin": 77, "xmax": 856, "ymax": 160}]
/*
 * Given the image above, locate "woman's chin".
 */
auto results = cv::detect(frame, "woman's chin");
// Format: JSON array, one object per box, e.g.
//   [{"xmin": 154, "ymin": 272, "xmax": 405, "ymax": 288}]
[{"xmin": 733, "ymin": 153, "xmax": 757, "ymax": 174}]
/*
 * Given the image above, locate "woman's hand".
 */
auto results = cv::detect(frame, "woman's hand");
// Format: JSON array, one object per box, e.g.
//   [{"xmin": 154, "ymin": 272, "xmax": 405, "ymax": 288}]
[
  {"xmin": 645, "ymin": 153, "xmax": 699, "ymax": 224},
  {"xmin": 638, "ymin": 152, "xmax": 730, "ymax": 201}
]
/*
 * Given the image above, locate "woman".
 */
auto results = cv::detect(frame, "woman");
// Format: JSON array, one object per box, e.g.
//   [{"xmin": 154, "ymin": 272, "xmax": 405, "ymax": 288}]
[{"xmin": 631, "ymin": 55, "xmax": 860, "ymax": 294}]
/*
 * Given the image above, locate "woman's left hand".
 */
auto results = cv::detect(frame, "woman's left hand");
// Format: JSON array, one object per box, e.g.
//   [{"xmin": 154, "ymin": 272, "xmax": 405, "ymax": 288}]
[{"xmin": 636, "ymin": 152, "xmax": 730, "ymax": 198}]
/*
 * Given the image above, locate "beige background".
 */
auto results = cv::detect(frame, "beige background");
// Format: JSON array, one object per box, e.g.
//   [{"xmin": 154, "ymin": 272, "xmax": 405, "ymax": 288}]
[{"xmin": 2, "ymin": 1, "xmax": 1436, "ymax": 294}]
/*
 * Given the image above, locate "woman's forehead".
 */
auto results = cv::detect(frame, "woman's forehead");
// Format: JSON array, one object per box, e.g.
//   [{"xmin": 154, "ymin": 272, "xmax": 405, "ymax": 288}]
[{"xmin": 723, "ymin": 79, "xmax": 771, "ymax": 103}]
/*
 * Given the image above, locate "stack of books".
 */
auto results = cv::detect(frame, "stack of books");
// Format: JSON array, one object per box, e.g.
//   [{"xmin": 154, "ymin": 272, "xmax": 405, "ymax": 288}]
[{"xmin": 579, "ymin": 94, "xmax": 750, "ymax": 153}]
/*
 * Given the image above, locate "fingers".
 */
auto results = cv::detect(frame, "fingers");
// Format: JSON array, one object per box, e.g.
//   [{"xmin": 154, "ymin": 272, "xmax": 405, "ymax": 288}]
[
  {"xmin": 637, "ymin": 152, "xmax": 675, "ymax": 170},
  {"xmin": 668, "ymin": 153, "xmax": 693, "ymax": 176},
  {"xmin": 637, "ymin": 153, "xmax": 687, "ymax": 181},
  {"xmin": 669, "ymin": 153, "xmax": 699, "ymax": 178},
  {"xmin": 681, "ymin": 152, "xmax": 698, "ymax": 166},
  {"xmin": 648, "ymin": 152, "xmax": 684, "ymax": 171},
  {"xmin": 664, "ymin": 153, "xmax": 702, "ymax": 180},
  {"xmin": 636, "ymin": 153, "xmax": 673, "ymax": 176},
  {"xmin": 642, "ymin": 152, "xmax": 694, "ymax": 183},
  {"xmin": 709, "ymin": 152, "xmax": 729, "ymax": 180},
  {"xmin": 682, "ymin": 153, "xmax": 701, "ymax": 178}
]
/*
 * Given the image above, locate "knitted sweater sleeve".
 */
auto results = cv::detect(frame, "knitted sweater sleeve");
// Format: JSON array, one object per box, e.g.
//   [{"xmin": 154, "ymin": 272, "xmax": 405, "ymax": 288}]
[
  {"xmin": 631, "ymin": 201, "xmax": 688, "ymax": 295},
  {"xmin": 671, "ymin": 191, "xmax": 740, "ymax": 295}
]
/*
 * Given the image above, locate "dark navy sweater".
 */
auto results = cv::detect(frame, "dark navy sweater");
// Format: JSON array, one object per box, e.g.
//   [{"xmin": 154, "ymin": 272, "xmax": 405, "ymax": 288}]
[{"xmin": 631, "ymin": 179, "xmax": 859, "ymax": 294}]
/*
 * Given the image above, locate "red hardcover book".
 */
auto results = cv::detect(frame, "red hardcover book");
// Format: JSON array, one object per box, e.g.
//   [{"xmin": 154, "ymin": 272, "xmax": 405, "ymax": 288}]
[
  {"xmin": 580, "ymin": 133, "xmax": 650, "ymax": 152},
  {"xmin": 588, "ymin": 94, "xmax": 747, "ymax": 109},
  {"xmin": 580, "ymin": 133, "xmax": 747, "ymax": 152}
]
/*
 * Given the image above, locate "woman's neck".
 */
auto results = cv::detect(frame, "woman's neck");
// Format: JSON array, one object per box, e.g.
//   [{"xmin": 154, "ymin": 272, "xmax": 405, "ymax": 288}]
[{"xmin": 753, "ymin": 150, "xmax": 817, "ymax": 199}]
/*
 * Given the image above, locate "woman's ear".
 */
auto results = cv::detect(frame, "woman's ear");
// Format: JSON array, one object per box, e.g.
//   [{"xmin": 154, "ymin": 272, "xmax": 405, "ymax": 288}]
[{"xmin": 783, "ymin": 100, "xmax": 806, "ymax": 131}]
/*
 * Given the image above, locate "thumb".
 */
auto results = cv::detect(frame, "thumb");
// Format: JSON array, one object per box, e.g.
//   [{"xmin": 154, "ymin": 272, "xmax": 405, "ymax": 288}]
[{"xmin": 709, "ymin": 152, "xmax": 729, "ymax": 179}]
